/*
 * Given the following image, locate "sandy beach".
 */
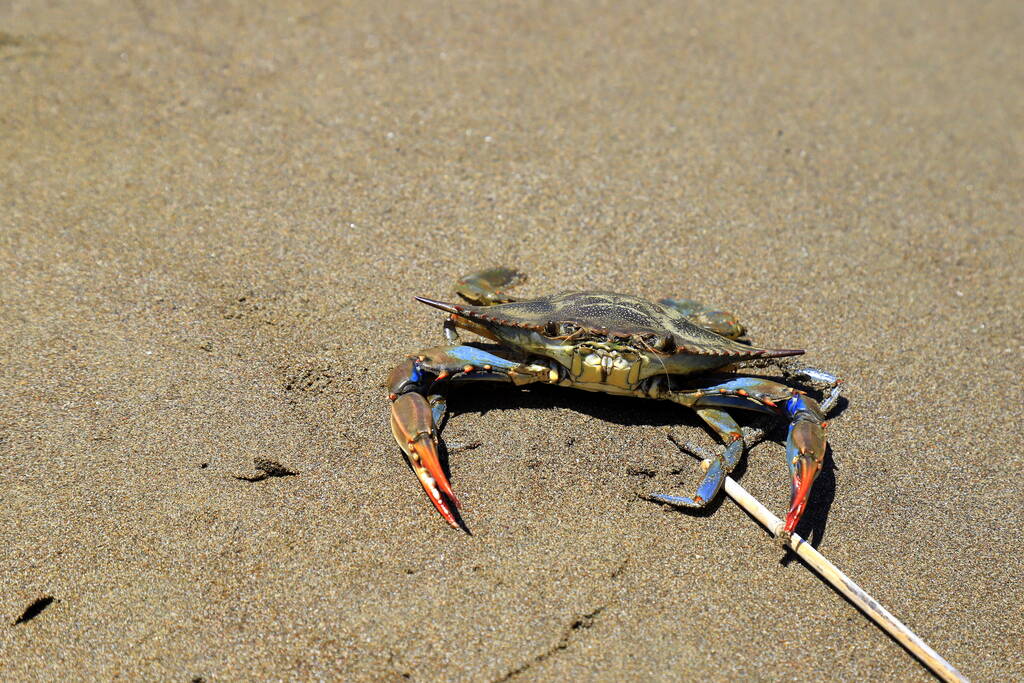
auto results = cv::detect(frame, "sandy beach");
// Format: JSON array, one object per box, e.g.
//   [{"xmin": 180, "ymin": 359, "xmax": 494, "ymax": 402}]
[{"xmin": 2, "ymin": 2, "xmax": 1022, "ymax": 680}]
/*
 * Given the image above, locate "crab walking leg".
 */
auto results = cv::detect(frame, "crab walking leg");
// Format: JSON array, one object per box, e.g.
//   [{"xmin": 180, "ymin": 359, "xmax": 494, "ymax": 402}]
[
  {"xmin": 453, "ymin": 267, "xmax": 527, "ymax": 306},
  {"xmin": 657, "ymin": 297, "xmax": 747, "ymax": 340},
  {"xmin": 648, "ymin": 408, "xmax": 744, "ymax": 507},
  {"xmin": 386, "ymin": 344, "xmax": 557, "ymax": 528},
  {"xmin": 652, "ymin": 376, "xmax": 829, "ymax": 535}
]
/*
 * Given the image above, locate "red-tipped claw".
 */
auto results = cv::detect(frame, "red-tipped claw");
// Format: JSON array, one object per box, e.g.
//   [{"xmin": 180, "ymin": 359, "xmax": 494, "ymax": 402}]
[
  {"xmin": 389, "ymin": 392, "xmax": 461, "ymax": 528},
  {"xmin": 783, "ymin": 418, "xmax": 826, "ymax": 534}
]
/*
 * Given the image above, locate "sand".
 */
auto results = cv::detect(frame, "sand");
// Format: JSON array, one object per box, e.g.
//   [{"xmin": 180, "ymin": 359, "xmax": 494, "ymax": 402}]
[{"xmin": 2, "ymin": 1, "xmax": 1022, "ymax": 680}]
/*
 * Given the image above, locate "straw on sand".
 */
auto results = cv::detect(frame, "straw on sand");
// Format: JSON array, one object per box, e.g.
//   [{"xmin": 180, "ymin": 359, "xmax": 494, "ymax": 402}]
[{"xmin": 721, "ymin": 473, "xmax": 968, "ymax": 682}]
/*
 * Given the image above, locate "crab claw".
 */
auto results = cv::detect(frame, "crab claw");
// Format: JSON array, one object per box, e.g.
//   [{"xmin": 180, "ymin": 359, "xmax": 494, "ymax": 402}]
[
  {"xmin": 389, "ymin": 392, "xmax": 461, "ymax": 528},
  {"xmin": 783, "ymin": 417, "xmax": 826, "ymax": 535}
]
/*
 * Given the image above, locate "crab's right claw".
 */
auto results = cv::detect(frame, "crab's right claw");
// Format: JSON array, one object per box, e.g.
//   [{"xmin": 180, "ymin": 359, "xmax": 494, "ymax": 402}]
[{"xmin": 389, "ymin": 392, "xmax": 461, "ymax": 528}]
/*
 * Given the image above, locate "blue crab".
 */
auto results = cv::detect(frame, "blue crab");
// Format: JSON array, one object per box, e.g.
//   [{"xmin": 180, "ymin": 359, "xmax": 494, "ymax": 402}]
[{"xmin": 387, "ymin": 268, "xmax": 841, "ymax": 539}]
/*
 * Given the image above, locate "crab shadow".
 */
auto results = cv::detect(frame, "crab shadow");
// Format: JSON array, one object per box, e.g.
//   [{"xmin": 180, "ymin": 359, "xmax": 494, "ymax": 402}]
[{"xmin": 434, "ymin": 383, "xmax": 846, "ymax": 543}]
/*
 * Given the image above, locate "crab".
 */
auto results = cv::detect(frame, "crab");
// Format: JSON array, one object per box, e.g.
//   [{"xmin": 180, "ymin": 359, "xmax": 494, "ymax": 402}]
[{"xmin": 386, "ymin": 268, "xmax": 841, "ymax": 539}]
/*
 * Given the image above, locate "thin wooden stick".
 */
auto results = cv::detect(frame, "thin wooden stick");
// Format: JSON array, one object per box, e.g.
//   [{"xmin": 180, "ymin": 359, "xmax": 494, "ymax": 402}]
[{"xmin": 722, "ymin": 475, "xmax": 969, "ymax": 683}]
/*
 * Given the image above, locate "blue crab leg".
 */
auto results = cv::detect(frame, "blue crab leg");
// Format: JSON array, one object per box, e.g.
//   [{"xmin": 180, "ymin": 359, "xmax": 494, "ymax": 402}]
[
  {"xmin": 386, "ymin": 344, "xmax": 555, "ymax": 528},
  {"xmin": 647, "ymin": 408, "xmax": 744, "ymax": 507},
  {"xmin": 654, "ymin": 376, "xmax": 829, "ymax": 535}
]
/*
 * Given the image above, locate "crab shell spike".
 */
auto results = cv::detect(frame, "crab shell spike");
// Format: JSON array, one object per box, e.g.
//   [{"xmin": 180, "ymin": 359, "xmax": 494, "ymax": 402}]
[
  {"xmin": 415, "ymin": 296, "xmax": 463, "ymax": 314},
  {"xmin": 415, "ymin": 296, "xmax": 543, "ymax": 334}
]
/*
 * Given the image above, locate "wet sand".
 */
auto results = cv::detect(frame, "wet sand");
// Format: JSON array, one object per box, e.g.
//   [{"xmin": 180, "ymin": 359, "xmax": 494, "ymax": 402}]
[{"xmin": 2, "ymin": 2, "xmax": 1022, "ymax": 680}]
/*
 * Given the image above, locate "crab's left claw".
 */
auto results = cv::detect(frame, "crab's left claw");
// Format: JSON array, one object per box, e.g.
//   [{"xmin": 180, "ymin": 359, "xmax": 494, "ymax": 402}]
[
  {"xmin": 389, "ymin": 392, "xmax": 462, "ymax": 528},
  {"xmin": 782, "ymin": 397, "xmax": 827, "ymax": 537}
]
